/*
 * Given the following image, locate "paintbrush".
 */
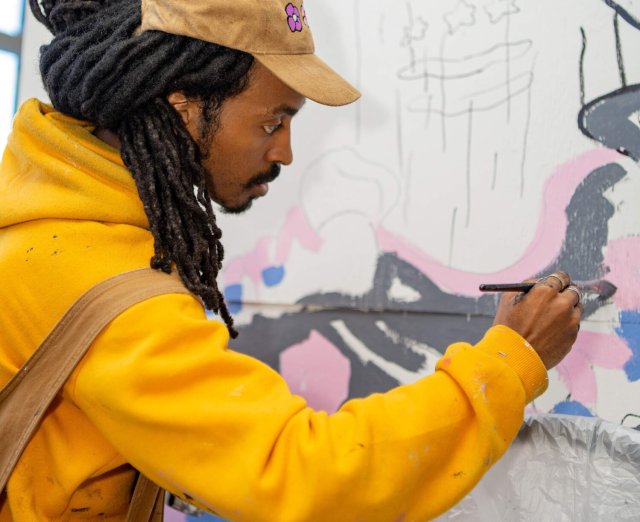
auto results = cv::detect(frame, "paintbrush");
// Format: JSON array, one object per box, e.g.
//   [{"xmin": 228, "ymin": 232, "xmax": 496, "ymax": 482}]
[{"xmin": 479, "ymin": 279, "xmax": 617, "ymax": 300}]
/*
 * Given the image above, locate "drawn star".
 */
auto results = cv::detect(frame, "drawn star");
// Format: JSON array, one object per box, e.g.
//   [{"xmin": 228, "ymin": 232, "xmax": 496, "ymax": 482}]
[
  {"xmin": 484, "ymin": 0, "xmax": 520, "ymax": 24},
  {"xmin": 444, "ymin": 0, "xmax": 477, "ymax": 35},
  {"xmin": 400, "ymin": 17, "xmax": 429, "ymax": 47}
]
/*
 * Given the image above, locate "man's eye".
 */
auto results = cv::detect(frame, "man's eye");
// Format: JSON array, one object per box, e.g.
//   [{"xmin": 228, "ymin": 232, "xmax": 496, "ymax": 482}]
[{"xmin": 263, "ymin": 123, "xmax": 282, "ymax": 135}]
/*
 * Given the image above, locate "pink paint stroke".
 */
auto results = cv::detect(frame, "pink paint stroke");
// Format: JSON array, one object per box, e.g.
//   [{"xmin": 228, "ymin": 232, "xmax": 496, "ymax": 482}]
[
  {"xmin": 224, "ymin": 237, "xmax": 272, "ymax": 287},
  {"xmin": 164, "ymin": 507, "xmax": 188, "ymax": 522},
  {"xmin": 556, "ymin": 330, "xmax": 633, "ymax": 404},
  {"xmin": 604, "ymin": 236, "xmax": 640, "ymax": 311},
  {"xmin": 223, "ymin": 207, "xmax": 323, "ymax": 286},
  {"xmin": 377, "ymin": 149, "xmax": 620, "ymax": 297},
  {"xmin": 280, "ymin": 330, "xmax": 350, "ymax": 414},
  {"xmin": 275, "ymin": 207, "xmax": 323, "ymax": 266}
]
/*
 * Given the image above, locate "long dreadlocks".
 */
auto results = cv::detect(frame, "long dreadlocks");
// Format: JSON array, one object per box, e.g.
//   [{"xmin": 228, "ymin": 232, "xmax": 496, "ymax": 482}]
[{"xmin": 30, "ymin": 0, "xmax": 256, "ymax": 338}]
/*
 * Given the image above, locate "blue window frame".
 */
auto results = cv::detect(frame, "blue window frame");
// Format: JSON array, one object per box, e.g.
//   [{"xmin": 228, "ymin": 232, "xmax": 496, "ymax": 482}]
[{"xmin": 0, "ymin": 0, "xmax": 24, "ymax": 152}]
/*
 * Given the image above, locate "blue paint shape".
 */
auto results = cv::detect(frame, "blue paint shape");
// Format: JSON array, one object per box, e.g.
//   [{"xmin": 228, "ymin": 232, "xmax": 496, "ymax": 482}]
[
  {"xmin": 551, "ymin": 401, "xmax": 594, "ymax": 417},
  {"xmin": 262, "ymin": 266, "xmax": 285, "ymax": 287},
  {"xmin": 616, "ymin": 311, "xmax": 640, "ymax": 382},
  {"xmin": 224, "ymin": 284, "xmax": 243, "ymax": 314}
]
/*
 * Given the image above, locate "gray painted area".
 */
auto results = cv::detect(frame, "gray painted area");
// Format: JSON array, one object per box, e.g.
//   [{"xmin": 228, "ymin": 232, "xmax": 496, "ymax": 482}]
[
  {"xmin": 579, "ymin": 86, "xmax": 640, "ymax": 160},
  {"xmin": 232, "ymin": 162, "xmax": 627, "ymax": 400},
  {"xmin": 232, "ymin": 306, "xmax": 494, "ymax": 400},
  {"xmin": 541, "ymin": 163, "xmax": 627, "ymax": 317}
]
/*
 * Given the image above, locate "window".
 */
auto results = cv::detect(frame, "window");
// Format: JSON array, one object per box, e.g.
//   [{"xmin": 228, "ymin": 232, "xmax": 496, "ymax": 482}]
[{"xmin": 0, "ymin": 0, "xmax": 24, "ymax": 152}]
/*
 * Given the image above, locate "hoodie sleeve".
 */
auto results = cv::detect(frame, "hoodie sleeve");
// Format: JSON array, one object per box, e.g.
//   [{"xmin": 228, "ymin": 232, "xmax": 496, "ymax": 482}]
[{"xmin": 71, "ymin": 293, "xmax": 548, "ymax": 522}]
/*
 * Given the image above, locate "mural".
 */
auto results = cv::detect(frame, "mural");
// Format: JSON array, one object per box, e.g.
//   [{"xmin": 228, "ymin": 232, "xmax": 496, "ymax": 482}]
[{"xmin": 214, "ymin": 0, "xmax": 640, "ymax": 427}]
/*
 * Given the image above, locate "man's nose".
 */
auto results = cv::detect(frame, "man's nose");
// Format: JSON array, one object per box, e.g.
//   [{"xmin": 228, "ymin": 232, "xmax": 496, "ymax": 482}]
[{"xmin": 266, "ymin": 128, "xmax": 293, "ymax": 166}]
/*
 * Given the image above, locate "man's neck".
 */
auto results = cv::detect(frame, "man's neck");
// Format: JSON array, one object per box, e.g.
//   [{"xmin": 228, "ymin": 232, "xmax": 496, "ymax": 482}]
[{"xmin": 95, "ymin": 128, "xmax": 122, "ymax": 150}]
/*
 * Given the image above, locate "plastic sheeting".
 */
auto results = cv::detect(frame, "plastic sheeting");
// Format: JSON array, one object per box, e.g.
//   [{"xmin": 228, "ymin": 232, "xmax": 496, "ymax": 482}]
[{"xmin": 436, "ymin": 414, "xmax": 640, "ymax": 521}]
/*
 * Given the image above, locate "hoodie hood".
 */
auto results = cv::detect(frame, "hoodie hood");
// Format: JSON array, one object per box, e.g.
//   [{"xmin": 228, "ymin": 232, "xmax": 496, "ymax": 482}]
[{"xmin": 0, "ymin": 99, "xmax": 148, "ymax": 230}]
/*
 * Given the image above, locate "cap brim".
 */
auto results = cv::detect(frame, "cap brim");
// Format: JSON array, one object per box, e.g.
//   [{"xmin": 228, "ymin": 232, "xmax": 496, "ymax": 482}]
[{"xmin": 252, "ymin": 53, "xmax": 361, "ymax": 107}]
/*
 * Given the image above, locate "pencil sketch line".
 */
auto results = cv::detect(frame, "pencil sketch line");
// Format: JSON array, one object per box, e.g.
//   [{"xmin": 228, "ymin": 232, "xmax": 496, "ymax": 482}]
[
  {"xmin": 461, "ymin": 71, "xmax": 532, "ymax": 99},
  {"xmin": 423, "ymin": 47, "xmax": 429, "ymax": 93},
  {"xmin": 466, "ymin": 100, "xmax": 473, "ymax": 228},
  {"xmin": 492, "ymin": 152, "xmax": 498, "ymax": 190},
  {"xmin": 354, "ymin": 0, "xmax": 362, "ymax": 144},
  {"xmin": 505, "ymin": 6, "xmax": 512, "ymax": 122},
  {"xmin": 404, "ymin": 152, "xmax": 414, "ymax": 223},
  {"xmin": 425, "ymin": 94, "xmax": 433, "ymax": 129},
  {"xmin": 396, "ymin": 89, "xmax": 404, "ymax": 174},
  {"xmin": 440, "ymin": 32, "xmax": 448, "ymax": 152},
  {"xmin": 396, "ymin": 44, "xmax": 533, "ymax": 81},
  {"xmin": 449, "ymin": 207, "xmax": 458, "ymax": 266},
  {"xmin": 396, "ymin": 39, "xmax": 532, "ymax": 73},
  {"xmin": 520, "ymin": 58, "xmax": 536, "ymax": 199},
  {"xmin": 407, "ymin": 80, "xmax": 531, "ymax": 117}
]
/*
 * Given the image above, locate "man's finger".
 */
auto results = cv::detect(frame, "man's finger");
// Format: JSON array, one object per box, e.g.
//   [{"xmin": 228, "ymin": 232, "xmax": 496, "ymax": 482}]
[
  {"xmin": 561, "ymin": 285, "xmax": 583, "ymax": 307},
  {"xmin": 543, "ymin": 272, "xmax": 570, "ymax": 292}
]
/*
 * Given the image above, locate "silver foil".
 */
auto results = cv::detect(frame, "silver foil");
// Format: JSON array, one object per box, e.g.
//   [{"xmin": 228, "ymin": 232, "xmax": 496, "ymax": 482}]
[{"xmin": 436, "ymin": 414, "xmax": 640, "ymax": 521}]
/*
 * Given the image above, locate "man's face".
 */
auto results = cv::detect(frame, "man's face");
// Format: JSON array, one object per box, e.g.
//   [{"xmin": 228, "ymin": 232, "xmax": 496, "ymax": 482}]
[{"xmin": 174, "ymin": 62, "xmax": 306, "ymax": 214}]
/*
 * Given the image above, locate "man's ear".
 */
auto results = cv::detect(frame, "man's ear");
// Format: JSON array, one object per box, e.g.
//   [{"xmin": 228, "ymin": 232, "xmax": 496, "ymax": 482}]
[{"xmin": 167, "ymin": 92, "xmax": 191, "ymax": 126}]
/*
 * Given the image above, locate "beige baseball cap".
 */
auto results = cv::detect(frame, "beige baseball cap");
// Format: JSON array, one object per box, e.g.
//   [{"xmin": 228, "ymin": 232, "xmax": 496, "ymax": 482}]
[{"xmin": 139, "ymin": 0, "xmax": 361, "ymax": 106}]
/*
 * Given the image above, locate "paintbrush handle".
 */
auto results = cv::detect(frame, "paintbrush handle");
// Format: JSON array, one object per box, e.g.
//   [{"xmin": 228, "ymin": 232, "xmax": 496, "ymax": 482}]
[{"xmin": 479, "ymin": 283, "xmax": 536, "ymax": 293}]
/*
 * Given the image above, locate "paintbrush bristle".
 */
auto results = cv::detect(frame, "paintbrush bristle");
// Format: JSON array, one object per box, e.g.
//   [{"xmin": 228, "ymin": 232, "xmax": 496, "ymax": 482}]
[{"xmin": 576, "ymin": 279, "xmax": 617, "ymax": 299}]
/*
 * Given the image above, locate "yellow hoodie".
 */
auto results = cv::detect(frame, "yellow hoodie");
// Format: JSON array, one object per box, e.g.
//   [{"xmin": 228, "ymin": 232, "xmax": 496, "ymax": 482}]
[{"xmin": 0, "ymin": 100, "xmax": 548, "ymax": 522}]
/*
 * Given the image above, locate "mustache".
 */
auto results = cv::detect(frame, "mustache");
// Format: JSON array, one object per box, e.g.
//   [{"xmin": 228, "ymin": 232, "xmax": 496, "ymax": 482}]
[{"xmin": 244, "ymin": 163, "xmax": 281, "ymax": 189}]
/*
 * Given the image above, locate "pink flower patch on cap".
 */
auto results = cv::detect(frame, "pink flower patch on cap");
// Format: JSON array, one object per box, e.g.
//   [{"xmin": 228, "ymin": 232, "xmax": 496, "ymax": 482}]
[{"xmin": 285, "ymin": 3, "xmax": 303, "ymax": 32}]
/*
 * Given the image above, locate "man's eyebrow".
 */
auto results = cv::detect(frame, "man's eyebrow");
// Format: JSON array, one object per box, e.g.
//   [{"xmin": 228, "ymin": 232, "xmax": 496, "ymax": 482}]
[{"xmin": 264, "ymin": 103, "xmax": 304, "ymax": 118}]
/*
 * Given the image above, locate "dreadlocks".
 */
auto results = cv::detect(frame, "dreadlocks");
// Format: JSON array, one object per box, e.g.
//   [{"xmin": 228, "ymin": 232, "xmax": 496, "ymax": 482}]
[{"xmin": 30, "ymin": 0, "xmax": 256, "ymax": 338}]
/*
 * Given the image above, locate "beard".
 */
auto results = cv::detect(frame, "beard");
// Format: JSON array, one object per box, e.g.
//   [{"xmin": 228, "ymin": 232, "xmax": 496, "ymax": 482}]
[
  {"xmin": 195, "ymin": 117, "xmax": 281, "ymax": 215},
  {"xmin": 218, "ymin": 163, "xmax": 282, "ymax": 215}
]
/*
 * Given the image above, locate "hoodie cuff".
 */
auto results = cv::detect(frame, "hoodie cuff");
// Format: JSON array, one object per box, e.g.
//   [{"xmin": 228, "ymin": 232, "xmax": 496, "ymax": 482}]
[{"xmin": 474, "ymin": 325, "xmax": 549, "ymax": 404}]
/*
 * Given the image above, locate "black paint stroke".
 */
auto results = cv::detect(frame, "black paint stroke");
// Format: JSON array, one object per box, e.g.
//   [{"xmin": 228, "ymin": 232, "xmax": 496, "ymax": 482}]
[
  {"xmin": 579, "ymin": 84, "xmax": 640, "ymax": 161},
  {"xmin": 603, "ymin": 0, "xmax": 640, "ymax": 31},
  {"xmin": 614, "ymin": 12, "xmax": 627, "ymax": 88},
  {"xmin": 579, "ymin": 27, "xmax": 587, "ymax": 107}
]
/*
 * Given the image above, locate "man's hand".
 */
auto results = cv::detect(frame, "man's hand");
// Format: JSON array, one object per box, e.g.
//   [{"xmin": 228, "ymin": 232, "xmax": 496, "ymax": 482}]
[{"xmin": 493, "ymin": 272, "xmax": 584, "ymax": 370}]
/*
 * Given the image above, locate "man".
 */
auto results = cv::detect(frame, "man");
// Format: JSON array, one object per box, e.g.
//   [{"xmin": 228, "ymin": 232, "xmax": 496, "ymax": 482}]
[{"xmin": 0, "ymin": 0, "xmax": 583, "ymax": 520}]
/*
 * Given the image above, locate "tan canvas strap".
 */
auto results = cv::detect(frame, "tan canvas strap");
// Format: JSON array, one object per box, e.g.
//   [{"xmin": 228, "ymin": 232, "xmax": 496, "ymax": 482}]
[{"xmin": 0, "ymin": 268, "xmax": 195, "ymax": 521}]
